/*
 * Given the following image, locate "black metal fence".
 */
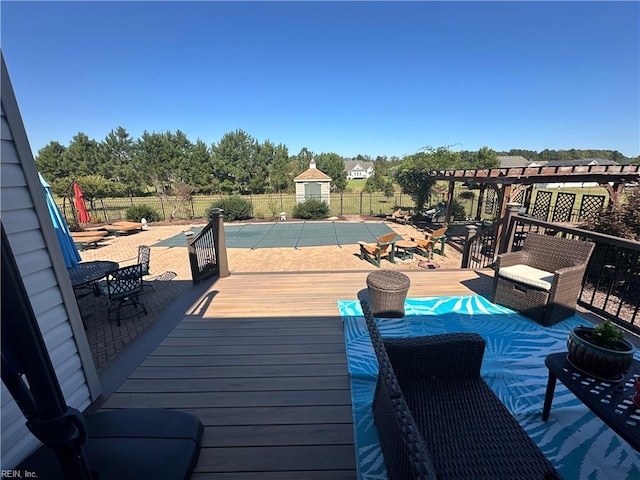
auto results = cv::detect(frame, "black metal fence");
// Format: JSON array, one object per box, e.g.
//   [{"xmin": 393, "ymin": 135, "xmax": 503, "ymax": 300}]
[{"xmin": 60, "ymin": 192, "xmax": 418, "ymax": 223}]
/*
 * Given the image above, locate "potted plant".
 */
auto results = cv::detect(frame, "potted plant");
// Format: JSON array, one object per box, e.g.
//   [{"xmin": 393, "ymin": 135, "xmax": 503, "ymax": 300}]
[{"xmin": 567, "ymin": 320, "xmax": 636, "ymax": 381}]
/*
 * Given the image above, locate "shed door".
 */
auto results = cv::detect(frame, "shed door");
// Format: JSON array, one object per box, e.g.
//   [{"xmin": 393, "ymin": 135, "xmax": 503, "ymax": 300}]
[{"xmin": 305, "ymin": 183, "xmax": 321, "ymax": 201}]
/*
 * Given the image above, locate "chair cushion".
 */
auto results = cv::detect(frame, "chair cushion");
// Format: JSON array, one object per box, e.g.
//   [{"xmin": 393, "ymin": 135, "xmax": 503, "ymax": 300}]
[{"xmin": 498, "ymin": 264, "xmax": 554, "ymax": 291}]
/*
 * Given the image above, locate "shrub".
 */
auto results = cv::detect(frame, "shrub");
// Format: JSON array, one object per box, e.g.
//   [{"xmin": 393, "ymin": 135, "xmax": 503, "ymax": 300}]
[
  {"xmin": 459, "ymin": 190, "xmax": 476, "ymax": 200},
  {"xmin": 126, "ymin": 204, "xmax": 161, "ymax": 223},
  {"xmin": 206, "ymin": 196, "xmax": 253, "ymax": 222},
  {"xmin": 581, "ymin": 184, "xmax": 640, "ymax": 241},
  {"xmin": 293, "ymin": 199, "xmax": 330, "ymax": 220},
  {"xmin": 451, "ymin": 199, "xmax": 467, "ymax": 221}
]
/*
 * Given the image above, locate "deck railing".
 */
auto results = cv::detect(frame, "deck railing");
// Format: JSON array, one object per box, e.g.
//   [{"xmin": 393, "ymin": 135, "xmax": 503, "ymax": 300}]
[
  {"xmin": 186, "ymin": 208, "xmax": 229, "ymax": 284},
  {"xmin": 466, "ymin": 205, "xmax": 640, "ymax": 333},
  {"xmin": 461, "ymin": 220, "xmax": 502, "ymax": 269}
]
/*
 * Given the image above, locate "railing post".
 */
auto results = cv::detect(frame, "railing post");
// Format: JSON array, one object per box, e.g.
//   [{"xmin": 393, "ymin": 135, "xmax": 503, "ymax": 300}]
[
  {"xmin": 211, "ymin": 208, "xmax": 230, "ymax": 278},
  {"xmin": 497, "ymin": 203, "xmax": 521, "ymax": 255},
  {"xmin": 185, "ymin": 231, "xmax": 199, "ymax": 284},
  {"xmin": 445, "ymin": 180, "xmax": 455, "ymax": 224},
  {"xmin": 462, "ymin": 224, "xmax": 478, "ymax": 268}
]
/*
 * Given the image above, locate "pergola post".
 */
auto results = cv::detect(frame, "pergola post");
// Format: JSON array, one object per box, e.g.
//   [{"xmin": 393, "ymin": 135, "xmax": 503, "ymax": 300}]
[
  {"xmin": 497, "ymin": 183, "xmax": 512, "ymax": 222},
  {"xmin": 445, "ymin": 180, "xmax": 455, "ymax": 223},
  {"xmin": 602, "ymin": 182, "xmax": 626, "ymax": 211},
  {"xmin": 498, "ymin": 203, "xmax": 522, "ymax": 255},
  {"xmin": 523, "ymin": 185, "xmax": 533, "ymax": 212},
  {"xmin": 475, "ymin": 184, "xmax": 486, "ymax": 221}
]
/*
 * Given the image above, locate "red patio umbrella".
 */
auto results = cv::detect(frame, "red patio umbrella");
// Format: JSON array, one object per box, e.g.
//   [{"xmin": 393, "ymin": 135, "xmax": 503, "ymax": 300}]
[{"xmin": 73, "ymin": 182, "xmax": 90, "ymax": 224}]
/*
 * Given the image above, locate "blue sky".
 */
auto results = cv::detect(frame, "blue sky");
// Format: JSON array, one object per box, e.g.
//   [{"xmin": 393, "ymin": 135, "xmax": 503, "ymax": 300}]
[{"xmin": 2, "ymin": 1, "xmax": 639, "ymax": 159}]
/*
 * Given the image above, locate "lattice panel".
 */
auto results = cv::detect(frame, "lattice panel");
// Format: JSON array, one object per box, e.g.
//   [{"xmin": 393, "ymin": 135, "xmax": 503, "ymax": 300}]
[
  {"xmin": 531, "ymin": 191, "xmax": 552, "ymax": 220},
  {"xmin": 511, "ymin": 190, "xmax": 524, "ymax": 205},
  {"xmin": 484, "ymin": 187, "xmax": 497, "ymax": 215},
  {"xmin": 578, "ymin": 195, "xmax": 605, "ymax": 222},
  {"xmin": 551, "ymin": 192, "xmax": 576, "ymax": 223}
]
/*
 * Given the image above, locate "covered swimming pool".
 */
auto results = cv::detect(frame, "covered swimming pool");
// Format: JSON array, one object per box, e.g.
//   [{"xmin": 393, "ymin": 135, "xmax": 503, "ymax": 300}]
[{"xmin": 152, "ymin": 221, "xmax": 399, "ymax": 249}]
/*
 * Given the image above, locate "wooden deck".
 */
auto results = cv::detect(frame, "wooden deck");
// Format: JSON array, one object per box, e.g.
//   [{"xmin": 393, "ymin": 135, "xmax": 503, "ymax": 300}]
[{"xmin": 101, "ymin": 269, "xmax": 494, "ymax": 479}]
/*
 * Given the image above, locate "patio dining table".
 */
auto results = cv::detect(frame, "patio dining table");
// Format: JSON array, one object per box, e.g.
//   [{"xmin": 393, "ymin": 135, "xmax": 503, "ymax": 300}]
[{"xmin": 68, "ymin": 260, "xmax": 119, "ymax": 290}]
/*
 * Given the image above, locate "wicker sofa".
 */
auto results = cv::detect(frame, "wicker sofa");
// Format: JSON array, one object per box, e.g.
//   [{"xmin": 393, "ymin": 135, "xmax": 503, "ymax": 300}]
[
  {"xmin": 492, "ymin": 233, "xmax": 595, "ymax": 326},
  {"xmin": 361, "ymin": 299, "xmax": 561, "ymax": 480}
]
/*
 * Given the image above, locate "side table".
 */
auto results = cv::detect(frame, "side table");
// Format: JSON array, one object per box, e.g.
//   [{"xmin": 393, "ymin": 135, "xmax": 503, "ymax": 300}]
[
  {"xmin": 542, "ymin": 352, "xmax": 640, "ymax": 452},
  {"xmin": 394, "ymin": 240, "xmax": 417, "ymax": 260},
  {"xmin": 366, "ymin": 270, "xmax": 411, "ymax": 318}
]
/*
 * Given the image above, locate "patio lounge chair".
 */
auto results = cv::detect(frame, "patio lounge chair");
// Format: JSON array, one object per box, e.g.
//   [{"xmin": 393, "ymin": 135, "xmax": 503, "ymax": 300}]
[
  {"xmin": 411, "ymin": 226, "xmax": 448, "ymax": 259},
  {"xmin": 72, "ymin": 234, "xmax": 107, "ymax": 251},
  {"xmin": 103, "ymin": 221, "xmax": 144, "ymax": 236},
  {"xmin": 360, "ymin": 299, "xmax": 561, "ymax": 480},
  {"xmin": 421, "ymin": 201, "xmax": 447, "ymax": 222},
  {"xmin": 71, "ymin": 230, "xmax": 109, "ymax": 239},
  {"xmin": 492, "ymin": 233, "xmax": 595, "ymax": 326},
  {"xmin": 358, "ymin": 232, "xmax": 397, "ymax": 267},
  {"xmin": 395, "ymin": 208, "xmax": 413, "ymax": 225},
  {"xmin": 385, "ymin": 208, "xmax": 403, "ymax": 222}
]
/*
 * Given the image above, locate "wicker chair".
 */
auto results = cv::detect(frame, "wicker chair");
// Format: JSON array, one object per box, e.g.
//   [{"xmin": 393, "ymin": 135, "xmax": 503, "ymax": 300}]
[
  {"xmin": 492, "ymin": 233, "xmax": 594, "ymax": 326},
  {"xmin": 360, "ymin": 299, "xmax": 561, "ymax": 480}
]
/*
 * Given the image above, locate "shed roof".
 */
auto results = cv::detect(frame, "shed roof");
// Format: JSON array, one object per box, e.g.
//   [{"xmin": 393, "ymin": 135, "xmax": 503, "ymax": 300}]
[{"xmin": 294, "ymin": 160, "xmax": 332, "ymax": 181}]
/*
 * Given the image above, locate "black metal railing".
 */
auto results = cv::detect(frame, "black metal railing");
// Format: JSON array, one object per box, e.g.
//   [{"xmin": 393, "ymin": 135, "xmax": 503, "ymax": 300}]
[
  {"xmin": 461, "ymin": 220, "xmax": 502, "ymax": 269},
  {"xmin": 187, "ymin": 220, "xmax": 218, "ymax": 284}
]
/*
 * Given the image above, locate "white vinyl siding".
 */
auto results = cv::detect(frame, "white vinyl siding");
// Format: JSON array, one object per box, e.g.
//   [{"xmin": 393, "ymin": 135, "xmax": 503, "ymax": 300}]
[{"xmin": 1, "ymin": 85, "xmax": 98, "ymax": 468}]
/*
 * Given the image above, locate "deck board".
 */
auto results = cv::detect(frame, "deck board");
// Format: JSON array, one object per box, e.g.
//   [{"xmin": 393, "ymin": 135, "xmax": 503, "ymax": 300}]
[
  {"xmin": 104, "ymin": 269, "xmax": 493, "ymax": 477},
  {"xmin": 118, "ymin": 376, "xmax": 350, "ymax": 392}
]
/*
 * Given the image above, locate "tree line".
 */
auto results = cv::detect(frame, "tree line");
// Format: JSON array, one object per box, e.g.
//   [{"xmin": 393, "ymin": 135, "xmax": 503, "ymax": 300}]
[
  {"xmin": 36, "ymin": 127, "xmax": 354, "ymax": 200},
  {"xmin": 35, "ymin": 126, "xmax": 637, "ymax": 205}
]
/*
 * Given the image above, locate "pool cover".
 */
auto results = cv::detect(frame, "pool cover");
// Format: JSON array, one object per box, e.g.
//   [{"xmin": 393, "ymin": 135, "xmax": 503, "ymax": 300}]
[{"xmin": 152, "ymin": 221, "xmax": 400, "ymax": 249}]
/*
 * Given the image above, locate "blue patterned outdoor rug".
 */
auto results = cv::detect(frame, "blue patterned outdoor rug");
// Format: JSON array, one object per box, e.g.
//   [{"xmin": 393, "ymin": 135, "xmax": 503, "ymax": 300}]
[{"xmin": 338, "ymin": 296, "xmax": 640, "ymax": 480}]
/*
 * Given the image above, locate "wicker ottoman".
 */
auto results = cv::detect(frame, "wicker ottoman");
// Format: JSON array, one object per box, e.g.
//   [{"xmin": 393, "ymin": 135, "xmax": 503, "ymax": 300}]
[{"xmin": 366, "ymin": 270, "xmax": 411, "ymax": 318}]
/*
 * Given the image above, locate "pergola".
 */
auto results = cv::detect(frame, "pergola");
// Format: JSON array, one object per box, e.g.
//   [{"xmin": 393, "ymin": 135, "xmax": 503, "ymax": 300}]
[{"xmin": 430, "ymin": 164, "xmax": 640, "ymax": 224}]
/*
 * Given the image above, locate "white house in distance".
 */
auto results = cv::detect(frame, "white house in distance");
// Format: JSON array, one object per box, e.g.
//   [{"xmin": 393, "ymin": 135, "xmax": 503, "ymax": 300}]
[
  {"xmin": 294, "ymin": 160, "xmax": 331, "ymax": 206},
  {"xmin": 344, "ymin": 160, "xmax": 374, "ymax": 180}
]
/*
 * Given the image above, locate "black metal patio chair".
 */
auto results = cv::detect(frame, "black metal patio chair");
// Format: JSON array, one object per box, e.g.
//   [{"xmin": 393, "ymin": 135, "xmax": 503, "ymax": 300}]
[{"xmin": 98, "ymin": 264, "xmax": 148, "ymax": 325}]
